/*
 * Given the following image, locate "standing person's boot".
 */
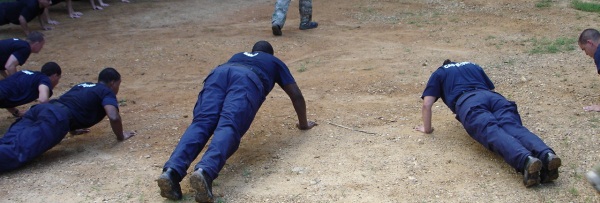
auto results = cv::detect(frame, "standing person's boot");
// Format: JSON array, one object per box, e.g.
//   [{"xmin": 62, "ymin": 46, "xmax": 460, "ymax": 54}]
[
  {"xmin": 272, "ymin": 23, "xmax": 282, "ymax": 36},
  {"xmin": 299, "ymin": 21, "xmax": 318, "ymax": 30},
  {"xmin": 157, "ymin": 168, "xmax": 183, "ymax": 200},
  {"xmin": 523, "ymin": 156, "xmax": 542, "ymax": 187},
  {"xmin": 299, "ymin": 0, "xmax": 318, "ymax": 30},
  {"xmin": 190, "ymin": 168, "xmax": 214, "ymax": 203}
]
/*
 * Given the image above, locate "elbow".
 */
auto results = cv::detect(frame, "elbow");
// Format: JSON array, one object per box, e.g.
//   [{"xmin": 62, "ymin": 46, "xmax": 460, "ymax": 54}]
[
  {"xmin": 290, "ymin": 93, "xmax": 305, "ymax": 103},
  {"xmin": 108, "ymin": 114, "xmax": 122, "ymax": 123}
]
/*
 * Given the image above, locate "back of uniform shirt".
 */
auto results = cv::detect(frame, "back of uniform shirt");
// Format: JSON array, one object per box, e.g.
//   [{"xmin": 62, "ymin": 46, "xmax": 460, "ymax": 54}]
[
  {"xmin": 17, "ymin": 0, "xmax": 43, "ymax": 22},
  {"xmin": 0, "ymin": 1, "xmax": 26, "ymax": 25},
  {"xmin": 56, "ymin": 82, "xmax": 119, "ymax": 130},
  {"xmin": 422, "ymin": 62, "xmax": 495, "ymax": 113},
  {"xmin": 226, "ymin": 52, "xmax": 296, "ymax": 96},
  {"xmin": 0, "ymin": 38, "xmax": 31, "ymax": 68},
  {"xmin": 0, "ymin": 70, "xmax": 51, "ymax": 108}
]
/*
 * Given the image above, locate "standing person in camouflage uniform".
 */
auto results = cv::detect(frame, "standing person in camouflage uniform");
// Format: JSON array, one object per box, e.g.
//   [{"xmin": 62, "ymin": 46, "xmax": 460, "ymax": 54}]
[{"xmin": 271, "ymin": 0, "xmax": 318, "ymax": 36}]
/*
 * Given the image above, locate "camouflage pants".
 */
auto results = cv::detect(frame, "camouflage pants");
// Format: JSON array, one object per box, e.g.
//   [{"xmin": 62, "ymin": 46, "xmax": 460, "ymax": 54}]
[{"xmin": 272, "ymin": 0, "xmax": 313, "ymax": 27}]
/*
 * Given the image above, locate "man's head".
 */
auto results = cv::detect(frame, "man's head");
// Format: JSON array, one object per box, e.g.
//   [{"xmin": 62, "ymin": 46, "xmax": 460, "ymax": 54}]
[
  {"xmin": 41, "ymin": 62, "xmax": 61, "ymax": 88},
  {"xmin": 98, "ymin": 67, "xmax": 122, "ymax": 94},
  {"xmin": 26, "ymin": 31, "xmax": 45, "ymax": 53},
  {"xmin": 579, "ymin": 28, "xmax": 600, "ymax": 58},
  {"xmin": 252, "ymin": 40, "xmax": 274, "ymax": 55},
  {"xmin": 442, "ymin": 59, "xmax": 453, "ymax": 65}
]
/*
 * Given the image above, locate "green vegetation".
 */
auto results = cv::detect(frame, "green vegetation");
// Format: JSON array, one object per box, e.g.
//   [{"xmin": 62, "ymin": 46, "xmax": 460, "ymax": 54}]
[
  {"xmin": 528, "ymin": 37, "xmax": 577, "ymax": 54},
  {"xmin": 572, "ymin": 0, "xmax": 600, "ymax": 12},
  {"xmin": 536, "ymin": 0, "xmax": 553, "ymax": 8}
]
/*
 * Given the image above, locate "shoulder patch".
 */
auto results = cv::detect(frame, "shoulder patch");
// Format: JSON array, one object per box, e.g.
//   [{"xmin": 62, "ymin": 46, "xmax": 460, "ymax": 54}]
[
  {"xmin": 243, "ymin": 52, "xmax": 259, "ymax": 57},
  {"xmin": 78, "ymin": 83, "xmax": 96, "ymax": 88}
]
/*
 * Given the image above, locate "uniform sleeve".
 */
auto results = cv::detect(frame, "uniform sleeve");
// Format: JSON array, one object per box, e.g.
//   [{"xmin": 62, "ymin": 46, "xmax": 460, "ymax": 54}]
[
  {"xmin": 19, "ymin": 1, "xmax": 42, "ymax": 22},
  {"xmin": 12, "ymin": 42, "xmax": 32, "ymax": 66},
  {"xmin": 594, "ymin": 47, "xmax": 600, "ymax": 74},
  {"xmin": 38, "ymin": 76, "xmax": 52, "ymax": 97},
  {"xmin": 101, "ymin": 88, "xmax": 119, "ymax": 109},
  {"xmin": 275, "ymin": 59, "xmax": 296, "ymax": 87},
  {"xmin": 421, "ymin": 71, "xmax": 442, "ymax": 100}
]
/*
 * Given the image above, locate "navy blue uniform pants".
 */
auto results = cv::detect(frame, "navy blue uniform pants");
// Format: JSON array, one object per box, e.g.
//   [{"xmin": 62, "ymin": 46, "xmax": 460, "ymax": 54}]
[
  {"xmin": 0, "ymin": 103, "xmax": 71, "ymax": 172},
  {"xmin": 455, "ymin": 90, "xmax": 554, "ymax": 172},
  {"xmin": 163, "ymin": 65, "xmax": 265, "ymax": 181}
]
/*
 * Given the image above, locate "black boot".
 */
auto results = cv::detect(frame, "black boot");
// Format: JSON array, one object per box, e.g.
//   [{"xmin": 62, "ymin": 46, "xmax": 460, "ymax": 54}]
[
  {"xmin": 190, "ymin": 168, "xmax": 214, "ymax": 203},
  {"xmin": 272, "ymin": 24, "xmax": 282, "ymax": 36},
  {"xmin": 299, "ymin": 21, "xmax": 318, "ymax": 30},
  {"xmin": 157, "ymin": 168, "xmax": 183, "ymax": 200},
  {"xmin": 540, "ymin": 152, "xmax": 561, "ymax": 183},
  {"xmin": 523, "ymin": 156, "xmax": 542, "ymax": 187}
]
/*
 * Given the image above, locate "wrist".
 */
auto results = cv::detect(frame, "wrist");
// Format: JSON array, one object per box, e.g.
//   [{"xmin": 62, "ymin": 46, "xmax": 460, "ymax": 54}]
[{"xmin": 11, "ymin": 109, "xmax": 19, "ymax": 117}]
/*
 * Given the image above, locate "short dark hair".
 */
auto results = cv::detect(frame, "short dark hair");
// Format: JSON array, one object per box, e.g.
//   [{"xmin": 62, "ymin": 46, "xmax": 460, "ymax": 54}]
[
  {"xmin": 26, "ymin": 31, "xmax": 45, "ymax": 43},
  {"xmin": 579, "ymin": 28, "xmax": 600, "ymax": 44},
  {"xmin": 98, "ymin": 67, "xmax": 121, "ymax": 84},
  {"xmin": 251, "ymin": 40, "xmax": 274, "ymax": 55},
  {"xmin": 443, "ymin": 59, "xmax": 453, "ymax": 65},
  {"xmin": 41, "ymin": 62, "xmax": 61, "ymax": 76}
]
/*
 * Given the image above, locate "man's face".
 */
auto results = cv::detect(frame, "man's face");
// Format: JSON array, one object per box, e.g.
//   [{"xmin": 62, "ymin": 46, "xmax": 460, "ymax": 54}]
[
  {"xmin": 50, "ymin": 74, "xmax": 61, "ymax": 88},
  {"xmin": 580, "ymin": 40, "xmax": 597, "ymax": 58},
  {"xmin": 109, "ymin": 80, "xmax": 122, "ymax": 95},
  {"xmin": 31, "ymin": 40, "xmax": 45, "ymax": 53}
]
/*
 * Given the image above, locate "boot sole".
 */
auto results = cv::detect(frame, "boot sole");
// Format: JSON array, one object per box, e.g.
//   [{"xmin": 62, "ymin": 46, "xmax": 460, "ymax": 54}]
[
  {"xmin": 157, "ymin": 175, "xmax": 181, "ymax": 200},
  {"xmin": 190, "ymin": 171, "xmax": 213, "ymax": 203},
  {"xmin": 524, "ymin": 159, "xmax": 542, "ymax": 187},
  {"xmin": 542, "ymin": 155, "xmax": 562, "ymax": 183}
]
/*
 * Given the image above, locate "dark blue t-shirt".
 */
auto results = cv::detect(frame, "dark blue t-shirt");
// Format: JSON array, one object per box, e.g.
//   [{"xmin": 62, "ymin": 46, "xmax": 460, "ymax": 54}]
[
  {"xmin": 226, "ymin": 52, "xmax": 296, "ymax": 96},
  {"xmin": 0, "ymin": 38, "xmax": 31, "ymax": 70},
  {"xmin": 0, "ymin": 1, "xmax": 25, "ymax": 25},
  {"xmin": 421, "ymin": 62, "xmax": 495, "ymax": 113},
  {"xmin": 55, "ymin": 82, "xmax": 119, "ymax": 130},
  {"xmin": 0, "ymin": 70, "xmax": 51, "ymax": 108},
  {"xmin": 593, "ymin": 46, "xmax": 600, "ymax": 74},
  {"xmin": 17, "ymin": 0, "xmax": 43, "ymax": 22}
]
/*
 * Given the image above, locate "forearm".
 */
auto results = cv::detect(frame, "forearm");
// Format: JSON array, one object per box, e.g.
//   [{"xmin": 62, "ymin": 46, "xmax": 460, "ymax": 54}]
[
  {"xmin": 421, "ymin": 105, "xmax": 433, "ymax": 133},
  {"xmin": 6, "ymin": 108, "xmax": 19, "ymax": 117},
  {"xmin": 5, "ymin": 65, "xmax": 16, "ymax": 76},
  {"xmin": 109, "ymin": 118, "xmax": 125, "ymax": 141},
  {"xmin": 19, "ymin": 16, "xmax": 30, "ymax": 35},
  {"xmin": 292, "ymin": 96, "xmax": 309, "ymax": 128},
  {"xmin": 38, "ymin": 15, "xmax": 45, "ymax": 27}
]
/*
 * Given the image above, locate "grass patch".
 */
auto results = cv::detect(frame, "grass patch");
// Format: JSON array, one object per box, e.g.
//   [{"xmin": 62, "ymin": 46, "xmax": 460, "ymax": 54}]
[
  {"xmin": 536, "ymin": 0, "xmax": 553, "ymax": 8},
  {"xmin": 528, "ymin": 37, "xmax": 576, "ymax": 54},
  {"xmin": 572, "ymin": 0, "xmax": 600, "ymax": 12},
  {"xmin": 569, "ymin": 187, "xmax": 580, "ymax": 197}
]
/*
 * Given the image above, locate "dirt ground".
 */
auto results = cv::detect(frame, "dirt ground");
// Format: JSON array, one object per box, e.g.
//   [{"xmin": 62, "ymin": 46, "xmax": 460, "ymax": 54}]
[{"xmin": 1, "ymin": 0, "xmax": 600, "ymax": 202}]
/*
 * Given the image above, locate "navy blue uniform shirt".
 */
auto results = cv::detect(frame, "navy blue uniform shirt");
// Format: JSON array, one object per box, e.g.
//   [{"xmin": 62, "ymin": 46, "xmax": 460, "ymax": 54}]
[
  {"xmin": 226, "ymin": 52, "xmax": 296, "ymax": 96},
  {"xmin": 17, "ymin": 0, "xmax": 43, "ymax": 22},
  {"xmin": 0, "ymin": 38, "xmax": 31, "ymax": 69},
  {"xmin": 55, "ymin": 82, "xmax": 118, "ymax": 130},
  {"xmin": 0, "ymin": 1, "xmax": 25, "ymax": 25},
  {"xmin": 421, "ymin": 62, "xmax": 495, "ymax": 113},
  {"xmin": 0, "ymin": 70, "xmax": 51, "ymax": 108},
  {"xmin": 594, "ymin": 46, "xmax": 600, "ymax": 74}
]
